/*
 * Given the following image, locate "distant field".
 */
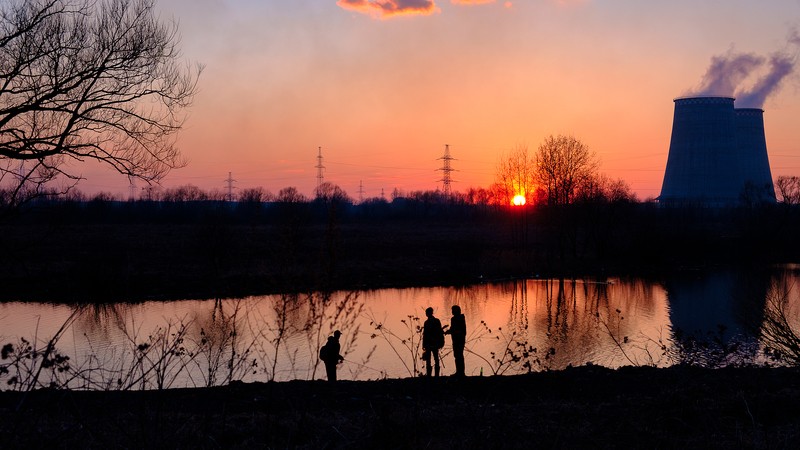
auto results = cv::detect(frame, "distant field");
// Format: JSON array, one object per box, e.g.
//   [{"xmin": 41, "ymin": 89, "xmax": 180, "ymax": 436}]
[
  {"xmin": 0, "ymin": 220, "xmax": 518, "ymax": 301},
  {"xmin": 1, "ymin": 202, "xmax": 797, "ymax": 302}
]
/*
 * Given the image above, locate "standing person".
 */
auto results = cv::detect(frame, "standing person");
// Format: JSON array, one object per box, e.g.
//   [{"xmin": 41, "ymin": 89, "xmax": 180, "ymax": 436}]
[
  {"xmin": 422, "ymin": 307, "xmax": 444, "ymax": 377},
  {"xmin": 445, "ymin": 305, "xmax": 467, "ymax": 377},
  {"xmin": 320, "ymin": 330, "xmax": 344, "ymax": 382}
]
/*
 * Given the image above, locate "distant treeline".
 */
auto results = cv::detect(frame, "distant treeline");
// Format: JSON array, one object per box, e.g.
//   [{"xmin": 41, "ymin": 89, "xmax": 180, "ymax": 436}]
[{"xmin": 3, "ymin": 180, "xmax": 640, "ymax": 224}]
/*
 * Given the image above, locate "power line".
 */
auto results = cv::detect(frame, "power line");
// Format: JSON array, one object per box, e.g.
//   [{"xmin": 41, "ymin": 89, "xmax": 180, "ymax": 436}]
[{"xmin": 326, "ymin": 160, "xmax": 432, "ymax": 172}]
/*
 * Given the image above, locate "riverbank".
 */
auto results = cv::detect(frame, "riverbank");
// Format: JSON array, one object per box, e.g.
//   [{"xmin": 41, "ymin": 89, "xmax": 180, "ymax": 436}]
[{"xmin": 2, "ymin": 365, "xmax": 800, "ymax": 448}]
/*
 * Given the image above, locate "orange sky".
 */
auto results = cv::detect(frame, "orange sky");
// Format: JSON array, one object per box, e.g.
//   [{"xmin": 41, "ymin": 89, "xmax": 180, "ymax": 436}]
[{"xmin": 74, "ymin": 0, "xmax": 800, "ymax": 201}]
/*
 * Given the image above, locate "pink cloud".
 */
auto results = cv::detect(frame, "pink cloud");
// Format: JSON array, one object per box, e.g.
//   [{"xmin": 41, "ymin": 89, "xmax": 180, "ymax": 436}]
[
  {"xmin": 549, "ymin": 0, "xmax": 590, "ymax": 6},
  {"xmin": 337, "ymin": 0, "xmax": 439, "ymax": 19},
  {"xmin": 451, "ymin": 0, "xmax": 496, "ymax": 4}
]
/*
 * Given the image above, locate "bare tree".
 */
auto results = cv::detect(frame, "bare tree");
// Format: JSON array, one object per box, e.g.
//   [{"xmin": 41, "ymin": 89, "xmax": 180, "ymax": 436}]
[
  {"xmin": 276, "ymin": 186, "xmax": 307, "ymax": 203},
  {"xmin": 495, "ymin": 144, "xmax": 536, "ymax": 205},
  {"xmin": 314, "ymin": 181, "xmax": 352, "ymax": 204},
  {"xmin": 239, "ymin": 186, "xmax": 273, "ymax": 204},
  {"xmin": 535, "ymin": 135, "xmax": 598, "ymax": 206},
  {"xmin": 0, "ymin": 0, "xmax": 201, "ymax": 207},
  {"xmin": 161, "ymin": 184, "xmax": 207, "ymax": 202},
  {"xmin": 760, "ymin": 280, "xmax": 800, "ymax": 366},
  {"xmin": 575, "ymin": 173, "xmax": 637, "ymax": 203},
  {"xmin": 775, "ymin": 176, "xmax": 800, "ymax": 205}
]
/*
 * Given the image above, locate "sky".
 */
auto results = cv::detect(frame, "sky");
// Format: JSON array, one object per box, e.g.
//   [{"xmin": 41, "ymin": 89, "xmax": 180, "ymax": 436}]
[{"xmin": 75, "ymin": 0, "xmax": 800, "ymax": 201}]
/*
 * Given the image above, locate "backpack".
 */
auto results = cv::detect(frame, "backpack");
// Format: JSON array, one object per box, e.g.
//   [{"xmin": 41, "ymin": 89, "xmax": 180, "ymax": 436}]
[
  {"xmin": 434, "ymin": 327, "xmax": 445, "ymax": 349},
  {"xmin": 319, "ymin": 344, "xmax": 330, "ymax": 361}
]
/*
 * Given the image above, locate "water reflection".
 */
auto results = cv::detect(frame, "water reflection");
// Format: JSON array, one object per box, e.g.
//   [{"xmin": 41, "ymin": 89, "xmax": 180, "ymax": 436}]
[
  {"xmin": 664, "ymin": 269, "xmax": 773, "ymax": 366},
  {"xmin": 666, "ymin": 270, "xmax": 769, "ymax": 339},
  {"xmin": 0, "ymin": 268, "xmax": 798, "ymax": 389}
]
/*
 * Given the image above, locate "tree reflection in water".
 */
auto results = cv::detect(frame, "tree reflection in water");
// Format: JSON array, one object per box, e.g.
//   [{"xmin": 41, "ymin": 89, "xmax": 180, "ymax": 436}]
[{"xmin": 1, "ymin": 267, "xmax": 800, "ymax": 389}]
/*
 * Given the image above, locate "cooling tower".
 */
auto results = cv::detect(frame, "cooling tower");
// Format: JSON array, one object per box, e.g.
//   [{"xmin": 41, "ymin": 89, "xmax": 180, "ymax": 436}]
[
  {"xmin": 734, "ymin": 108, "xmax": 776, "ymax": 202},
  {"xmin": 659, "ymin": 96, "xmax": 776, "ymax": 206}
]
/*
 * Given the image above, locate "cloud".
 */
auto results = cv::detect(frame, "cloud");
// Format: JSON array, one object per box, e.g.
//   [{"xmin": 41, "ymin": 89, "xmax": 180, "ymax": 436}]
[
  {"xmin": 791, "ymin": 27, "xmax": 800, "ymax": 47},
  {"xmin": 337, "ymin": 0, "xmax": 505, "ymax": 19},
  {"xmin": 552, "ymin": 0, "xmax": 590, "ymax": 6},
  {"xmin": 336, "ymin": 0, "xmax": 439, "ymax": 19}
]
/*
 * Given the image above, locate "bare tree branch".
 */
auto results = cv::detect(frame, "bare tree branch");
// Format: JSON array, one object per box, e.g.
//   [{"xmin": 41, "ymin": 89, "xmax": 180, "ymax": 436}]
[
  {"xmin": 535, "ymin": 135, "xmax": 598, "ymax": 206},
  {"xmin": 0, "ymin": 0, "xmax": 201, "ymax": 208},
  {"xmin": 775, "ymin": 176, "xmax": 800, "ymax": 205},
  {"xmin": 495, "ymin": 144, "xmax": 536, "ymax": 206}
]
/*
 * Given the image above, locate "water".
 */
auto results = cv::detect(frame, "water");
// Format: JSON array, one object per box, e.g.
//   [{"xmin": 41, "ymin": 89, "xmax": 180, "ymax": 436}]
[{"xmin": 1, "ymin": 267, "xmax": 798, "ymax": 389}]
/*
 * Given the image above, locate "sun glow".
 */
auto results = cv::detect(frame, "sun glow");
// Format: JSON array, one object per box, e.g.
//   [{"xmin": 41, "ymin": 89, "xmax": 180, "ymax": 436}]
[{"xmin": 512, "ymin": 194, "xmax": 526, "ymax": 206}]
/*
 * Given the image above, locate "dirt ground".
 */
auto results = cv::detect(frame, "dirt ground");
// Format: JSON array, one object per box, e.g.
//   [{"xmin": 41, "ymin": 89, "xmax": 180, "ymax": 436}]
[{"xmin": 3, "ymin": 365, "xmax": 800, "ymax": 449}]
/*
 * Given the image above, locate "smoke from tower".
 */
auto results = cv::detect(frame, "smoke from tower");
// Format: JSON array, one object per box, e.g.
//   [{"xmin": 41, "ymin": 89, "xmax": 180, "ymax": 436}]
[
  {"xmin": 736, "ymin": 53, "xmax": 795, "ymax": 108},
  {"xmin": 689, "ymin": 28, "xmax": 800, "ymax": 108},
  {"xmin": 693, "ymin": 51, "xmax": 764, "ymax": 97}
]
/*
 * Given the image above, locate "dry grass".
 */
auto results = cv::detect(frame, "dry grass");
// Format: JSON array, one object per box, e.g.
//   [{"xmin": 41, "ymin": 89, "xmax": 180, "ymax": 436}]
[{"xmin": 3, "ymin": 365, "xmax": 800, "ymax": 448}]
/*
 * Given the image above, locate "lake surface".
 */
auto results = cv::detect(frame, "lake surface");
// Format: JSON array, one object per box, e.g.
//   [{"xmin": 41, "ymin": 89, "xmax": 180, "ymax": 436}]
[{"xmin": 1, "ymin": 266, "xmax": 798, "ymax": 389}]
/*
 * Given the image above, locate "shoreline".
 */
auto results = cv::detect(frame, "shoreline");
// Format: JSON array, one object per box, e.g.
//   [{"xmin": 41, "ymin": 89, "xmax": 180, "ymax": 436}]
[{"xmin": 2, "ymin": 365, "xmax": 800, "ymax": 448}]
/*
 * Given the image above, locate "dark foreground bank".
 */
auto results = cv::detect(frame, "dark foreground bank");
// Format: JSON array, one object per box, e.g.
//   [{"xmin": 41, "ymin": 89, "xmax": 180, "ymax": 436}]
[{"xmin": 2, "ymin": 365, "xmax": 800, "ymax": 449}]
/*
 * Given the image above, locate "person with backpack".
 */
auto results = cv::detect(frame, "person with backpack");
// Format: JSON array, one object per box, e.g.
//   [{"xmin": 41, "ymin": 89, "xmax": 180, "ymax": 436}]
[
  {"xmin": 320, "ymin": 330, "xmax": 344, "ymax": 382},
  {"xmin": 422, "ymin": 307, "xmax": 445, "ymax": 377}
]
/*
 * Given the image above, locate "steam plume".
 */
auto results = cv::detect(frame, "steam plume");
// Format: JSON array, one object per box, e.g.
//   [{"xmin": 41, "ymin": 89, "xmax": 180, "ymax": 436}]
[
  {"xmin": 736, "ymin": 53, "xmax": 795, "ymax": 108},
  {"xmin": 693, "ymin": 51, "xmax": 764, "ymax": 97},
  {"xmin": 690, "ymin": 28, "xmax": 800, "ymax": 108}
]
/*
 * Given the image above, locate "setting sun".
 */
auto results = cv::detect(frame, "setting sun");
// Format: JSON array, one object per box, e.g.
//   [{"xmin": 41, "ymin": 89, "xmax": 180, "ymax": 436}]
[{"xmin": 512, "ymin": 194, "xmax": 526, "ymax": 206}]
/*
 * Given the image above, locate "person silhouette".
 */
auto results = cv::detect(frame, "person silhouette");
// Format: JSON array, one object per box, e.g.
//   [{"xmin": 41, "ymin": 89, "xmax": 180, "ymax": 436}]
[
  {"xmin": 320, "ymin": 330, "xmax": 344, "ymax": 382},
  {"xmin": 422, "ymin": 307, "xmax": 444, "ymax": 377},
  {"xmin": 445, "ymin": 305, "xmax": 466, "ymax": 377}
]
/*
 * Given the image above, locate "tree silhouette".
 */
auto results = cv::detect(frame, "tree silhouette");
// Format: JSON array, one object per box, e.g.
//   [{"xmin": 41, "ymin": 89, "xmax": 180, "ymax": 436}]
[
  {"xmin": 276, "ymin": 186, "xmax": 307, "ymax": 203},
  {"xmin": 775, "ymin": 176, "xmax": 800, "ymax": 205},
  {"xmin": 495, "ymin": 144, "xmax": 536, "ymax": 206},
  {"xmin": 535, "ymin": 135, "xmax": 598, "ymax": 206},
  {"xmin": 314, "ymin": 181, "xmax": 352, "ymax": 205},
  {"xmin": 0, "ymin": 0, "xmax": 201, "ymax": 207}
]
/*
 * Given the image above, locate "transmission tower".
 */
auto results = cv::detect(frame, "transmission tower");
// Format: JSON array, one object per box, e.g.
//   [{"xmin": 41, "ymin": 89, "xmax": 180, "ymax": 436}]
[
  {"xmin": 437, "ymin": 144, "xmax": 457, "ymax": 196},
  {"xmin": 357, "ymin": 180, "xmax": 365, "ymax": 203},
  {"xmin": 316, "ymin": 146, "xmax": 325, "ymax": 191},
  {"xmin": 225, "ymin": 171, "xmax": 237, "ymax": 202},
  {"xmin": 128, "ymin": 177, "xmax": 136, "ymax": 201}
]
